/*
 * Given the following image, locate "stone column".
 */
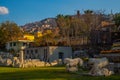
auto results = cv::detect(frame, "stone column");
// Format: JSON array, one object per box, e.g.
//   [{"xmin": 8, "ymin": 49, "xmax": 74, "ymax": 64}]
[{"xmin": 19, "ymin": 49, "xmax": 24, "ymax": 67}]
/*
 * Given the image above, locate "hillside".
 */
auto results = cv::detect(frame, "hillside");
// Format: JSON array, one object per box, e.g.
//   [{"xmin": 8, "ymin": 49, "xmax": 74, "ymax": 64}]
[{"xmin": 21, "ymin": 18, "xmax": 57, "ymax": 33}]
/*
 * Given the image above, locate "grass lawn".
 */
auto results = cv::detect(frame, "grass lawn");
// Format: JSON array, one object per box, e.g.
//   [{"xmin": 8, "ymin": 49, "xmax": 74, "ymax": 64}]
[{"xmin": 0, "ymin": 66, "xmax": 120, "ymax": 80}]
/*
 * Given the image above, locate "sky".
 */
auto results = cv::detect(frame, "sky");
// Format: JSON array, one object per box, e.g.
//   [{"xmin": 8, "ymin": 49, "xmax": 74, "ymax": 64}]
[{"xmin": 0, "ymin": 0, "xmax": 120, "ymax": 26}]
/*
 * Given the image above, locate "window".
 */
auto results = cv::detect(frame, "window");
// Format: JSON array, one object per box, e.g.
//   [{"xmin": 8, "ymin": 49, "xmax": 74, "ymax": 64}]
[
  {"xmin": 35, "ymin": 49, "xmax": 38, "ymax": 54},
  {"xmin": 27, "ymin": 50, "xmax": 29, "ymax": 54},
  {"xmin": 10, "ymin": 43, "xmax": 12, "ymax": 47},
  {"xmin": 59, "ymin": 52, "xmax": 64, "ymax": 59},
  {"xmin": 13, "ymin": 42, "xmax": 16, "ymax": 46},
  {"xmin": 31, "ymin": 50, "xmax": 33, "ymax": 53}
]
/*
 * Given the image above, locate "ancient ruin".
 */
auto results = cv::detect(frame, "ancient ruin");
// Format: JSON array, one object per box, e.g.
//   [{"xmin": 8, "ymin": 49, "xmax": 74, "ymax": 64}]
[
  {"xmin": 88, "ymin": 57, "xmax": 114, "ymax": 76},
  {"xmin": 64, "ymin": 58, "xmax": 83, "ymax": 72}
]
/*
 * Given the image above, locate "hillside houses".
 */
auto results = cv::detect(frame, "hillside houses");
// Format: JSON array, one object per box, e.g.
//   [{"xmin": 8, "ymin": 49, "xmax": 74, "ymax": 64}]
[{"xmin": 21, "ymin": 18, "xmax": 57, "ymax": 33}]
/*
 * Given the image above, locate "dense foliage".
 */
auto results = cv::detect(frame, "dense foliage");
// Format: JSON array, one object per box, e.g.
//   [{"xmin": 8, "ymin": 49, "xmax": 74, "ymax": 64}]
[
  {"xmin": 0, "ymin": 21, "xmax": 23, "ymax": 50},
  {"xmin": 114, "ymin": 13, "xmax": 120, "ymax": 27},
  {"xmin": 56, "ymin": 10, "xmax": 109, "ymax": 46}
]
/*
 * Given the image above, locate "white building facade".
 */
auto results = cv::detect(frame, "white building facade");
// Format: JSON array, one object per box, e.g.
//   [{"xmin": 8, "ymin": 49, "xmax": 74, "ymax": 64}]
[
  {"xmin": 6, "ymin": 40, "xmax": 32, "ymax": 52},
  {"xmin": 24, "ymin": 46, "xmax": 72, "ymax": 62}
]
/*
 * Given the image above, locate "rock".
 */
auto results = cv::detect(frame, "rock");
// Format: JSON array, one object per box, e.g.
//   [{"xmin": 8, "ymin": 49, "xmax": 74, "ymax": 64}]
[
  {"xmin": 67, "ymin": 67, "xmax": 78, "ymax": 72},
  {"xmin": 6, "ymin": 59, "xmax": 12, "ymax": 66},
  {"xmin": 57, "ymin": 59, "xmax": 63, "ymax": 65},
  {"xmin": 101, "ymin": 68, "xmax": 114, "ymax": 76},
  {"xmin": 64, "ymin": 58, "xmax": 83, "ymax": 72},
  {"xmin": 88, "ymin": 57, "xmax": 114, "ymax": 76}
]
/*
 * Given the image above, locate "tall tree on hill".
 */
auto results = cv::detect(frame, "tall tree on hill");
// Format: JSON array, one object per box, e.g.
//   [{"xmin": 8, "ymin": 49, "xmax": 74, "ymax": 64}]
[
  {"xmin": 83, "ymin": 10, "xmax": 106, "ymax": 45},
  {"xmin": 70, "ymin": 17, "xmax": 88, "ymax": 45},
  {"xmin": 56, "ymin": 14, "xmax": 67, "ymax": 37},
  {"xmin": 83, "ymin": 10, "xmax": 105, "ymax": 30},
  {"xmin": 56, "ymin": 14, "xmax": 71, "ymax": 46},
  {"xmin": 114, "ymin": 13, "xmax": 120, "ymax": 31},
  {"xmin": 83, "ymin": 10, "xmax": 94, "ymax": 31}
]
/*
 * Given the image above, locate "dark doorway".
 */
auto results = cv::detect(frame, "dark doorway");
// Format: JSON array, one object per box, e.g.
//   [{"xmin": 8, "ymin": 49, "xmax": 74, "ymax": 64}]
[{"xmin": 59, "ymin": 52, "xmax": 64, "ymax": 60}]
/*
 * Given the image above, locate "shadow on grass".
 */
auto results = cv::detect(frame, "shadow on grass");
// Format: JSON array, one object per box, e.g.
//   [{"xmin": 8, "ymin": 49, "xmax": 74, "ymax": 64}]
[{"xmin": 0, "ymin": 67, "xmax": 119, "ymax": 80}]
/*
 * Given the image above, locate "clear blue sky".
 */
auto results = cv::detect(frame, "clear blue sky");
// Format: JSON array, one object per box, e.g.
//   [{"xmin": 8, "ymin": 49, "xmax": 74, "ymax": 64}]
[{"xmin": 0, "ymin": 0, "xmax": 120, "ymax": 26}]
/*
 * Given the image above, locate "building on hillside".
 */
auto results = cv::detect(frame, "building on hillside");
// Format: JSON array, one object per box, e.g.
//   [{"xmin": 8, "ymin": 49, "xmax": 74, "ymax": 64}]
[
  {"xmin": 34, "ymin": 31, "xmax": 43, "ymax": 38},
  {"xmin": 43, "ymin": 30, "xmax": 52, "ymax": 35},
  {"xmin": 23, "ymin": 34, "xmax": 34, "ymax": 41},
  {"xmin": 24, "ymin": 46, "xmax": 72, "ymax": 62}
]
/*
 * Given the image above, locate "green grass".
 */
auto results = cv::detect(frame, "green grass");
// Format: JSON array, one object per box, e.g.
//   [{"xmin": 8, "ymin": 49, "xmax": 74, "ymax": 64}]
[{"xmin": 0, "ymin": 66, "xmax": 120, "ymax": 80}]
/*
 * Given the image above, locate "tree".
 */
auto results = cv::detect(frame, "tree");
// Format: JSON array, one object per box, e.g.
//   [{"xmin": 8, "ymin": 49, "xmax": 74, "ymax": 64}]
[
  {"xmin": 34, "ymin": 30, "xmax": 58, "ymax": 46},
  {"xmin": 56, "ymin": 14, "xmax": 67, "ymax": 37},
  {"xmin": 56, "ymin": 14, "xmax": 89, "ymax": 46},
  {"xmin": 0, "ymin": 21, "xmax": 23, "ymax": 50},
  {"xmin": 56, "ymin": 10, "xmax": 107, "ymax": 46},
  {"xmin": 43, "ymin": 30, "xmax": 57, "ymax": 46},
  {"xmin": 84, "ymin": 10, "xmax": 93, "ymax": 14},
  {"xmin": 114, "ymin": 13, "xmax": 120, "ymax": 31}
]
